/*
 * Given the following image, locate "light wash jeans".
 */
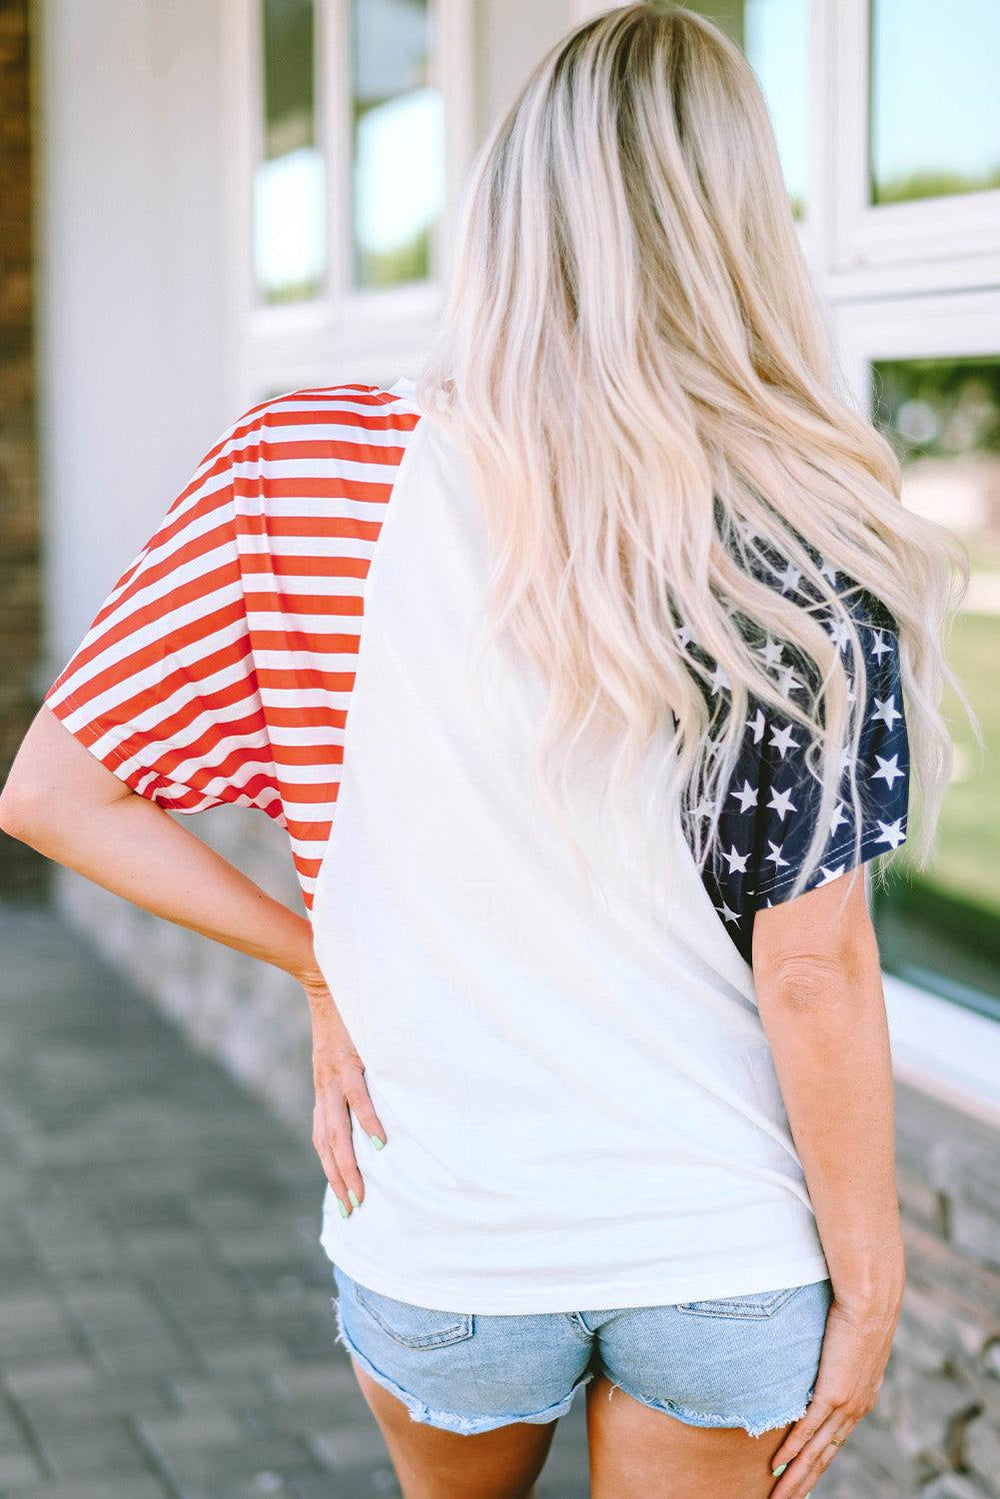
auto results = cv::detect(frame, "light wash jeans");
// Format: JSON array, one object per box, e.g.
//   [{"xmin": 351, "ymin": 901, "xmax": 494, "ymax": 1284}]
[{"xmin": 330, "ymin": 1262, "xmax": 833, "ymax": 1438}]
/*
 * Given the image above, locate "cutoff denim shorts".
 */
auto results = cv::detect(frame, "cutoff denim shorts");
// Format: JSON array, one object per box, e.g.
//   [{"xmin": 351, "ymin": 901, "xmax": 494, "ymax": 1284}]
[{"xmin": 330, "ymin": 1264, "xmax": 833, "ymax": 1439}]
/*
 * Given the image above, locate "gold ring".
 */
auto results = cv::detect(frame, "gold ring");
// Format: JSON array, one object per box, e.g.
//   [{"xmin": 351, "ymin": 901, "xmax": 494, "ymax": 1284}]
[{"xmin": 830, "ymin": 1437, "xmax": 846, "ymax": 1448}]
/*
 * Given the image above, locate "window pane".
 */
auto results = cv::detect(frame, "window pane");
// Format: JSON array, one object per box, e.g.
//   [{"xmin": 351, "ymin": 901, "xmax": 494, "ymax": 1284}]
[
  {"xmin": 870, "ymin": 1, "xmax": 1000, "ymax": 205},
  {"xmin": 656, "ymin": 1, "xmax": 808, "ymax": 219},
  {"xmin": 873, "ymin": 358, "xmax": 1000, "ymax": 993},
  {"xmin": 350, "ymin": 0, "xmax": 445, "ymax": 289},
  {"xmin": 743, "ymin": 1, "xmax": 808, "ymax": 219},
  {"xmin": 254, "ymin": 0, "xmax": 327, "ymax": 304}
]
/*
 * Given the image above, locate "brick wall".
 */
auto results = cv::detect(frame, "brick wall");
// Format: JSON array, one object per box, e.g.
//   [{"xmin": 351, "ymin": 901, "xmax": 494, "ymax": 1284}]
[
  {"xmin": 56, "ymin": 851, "xmax": 1000, "ymax": 1498},
  {"xmin": 0, "ymin": 0, "xmax": 47, "ymax": 898}
]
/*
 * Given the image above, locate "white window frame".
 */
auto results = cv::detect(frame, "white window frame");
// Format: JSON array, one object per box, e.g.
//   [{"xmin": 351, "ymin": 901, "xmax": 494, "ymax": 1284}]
[
  {"xmin": 830, "ymin": 288, "xmax": 1000, "ymax": 1116},
  {"xmin": 832, "ymin": 286, "xmax": 1000, "ymax": 407},
  {"xmin": 221, "ymin": 0, "xmax": 475, "ymax": 407},
  {"xmin": 829, "ymin": 0, "xmax": 1000, "ymax": 299}
]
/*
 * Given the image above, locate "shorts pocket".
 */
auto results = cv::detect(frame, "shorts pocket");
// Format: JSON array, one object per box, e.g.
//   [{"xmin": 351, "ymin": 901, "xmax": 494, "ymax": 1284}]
[
  {"xmin": 353, "ymin": 1281, "xmax": 475, "ymax": 1350},
  {"xmin": 675, "ymin": 1285, "xmax": 804, "ymax": 1320}
]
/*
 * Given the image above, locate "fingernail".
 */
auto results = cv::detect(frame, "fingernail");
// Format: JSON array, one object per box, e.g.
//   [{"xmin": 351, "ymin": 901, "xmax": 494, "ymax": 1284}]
[
  {"xmin": 772, "ymin": 1464, "xmax": 788, "ymax": 1476},
  {"xmin": 348, "ymin": 1188, "xmax": 361, "ymax": 1209},
  {"xmin": 370, "ymin": 1134, "xmax": 385, "ymax": 1150},
  {"xmin": 337, "ymin": 1197, "xmax": 349, "ymax": 1218}
]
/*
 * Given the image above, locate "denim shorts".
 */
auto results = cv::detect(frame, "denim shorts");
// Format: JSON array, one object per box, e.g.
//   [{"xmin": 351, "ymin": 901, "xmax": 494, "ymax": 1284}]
[{"xmin": 330, "ymin": 1264, "xmax": 833, "ymax": 1438}]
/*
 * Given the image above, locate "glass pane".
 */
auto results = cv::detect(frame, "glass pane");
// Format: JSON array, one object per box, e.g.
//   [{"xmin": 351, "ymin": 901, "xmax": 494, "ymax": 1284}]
[
  {"xmin": 350, "ymin": 0, "xmax": 445, "ymax": 289},
  {"xmin": 254, "ymin": 0, "xmax": 327, "ymax": 304},
  {"xmin": 873, "ymin": 358, "xmax": 1000, "ymax": 941},
  {"xmin": 743, "ymin": 0, "xmax": 808, "ymax": 220},
  {"xmin": 870, "ymin": 1, "xmax": 1000, "ymax": 205},
  {"xmin": 655, "ymin": 1, "xmax": 808, "ymax": 219}
]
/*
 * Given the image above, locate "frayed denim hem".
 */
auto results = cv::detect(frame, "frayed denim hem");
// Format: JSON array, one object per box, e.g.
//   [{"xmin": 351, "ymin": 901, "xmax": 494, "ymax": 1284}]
[
  {"xmin": 600, "ymin": 1371, "xmax": 817, "ymax": 1441},
  {"xmin": 331, "ymin": 1294, "xmax": 593, "ymax": 1436}
]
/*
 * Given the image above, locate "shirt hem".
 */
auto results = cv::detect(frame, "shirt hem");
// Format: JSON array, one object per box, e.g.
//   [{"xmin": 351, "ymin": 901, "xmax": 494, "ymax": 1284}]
[{"xmin": 318, "ymin": 1232, "xmax": 830, "ymax": 1315}]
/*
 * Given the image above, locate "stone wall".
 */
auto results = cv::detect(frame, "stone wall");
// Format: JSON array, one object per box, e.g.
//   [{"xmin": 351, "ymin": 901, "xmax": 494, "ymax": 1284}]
[
  {"xmin": 53, "ymin": 812, "xmax": 312, "ymax": 1134},
  {"xmin": 0, "ymin": 0, "xmax": 47, "ymax": 899},
  {"xmin": 55, "ymin": 838, "xmax": 1000, "ymax": 1498},
  {"xmin": 819, "ymin": 1087, "xmax": 1000, "ymax": 1498}
]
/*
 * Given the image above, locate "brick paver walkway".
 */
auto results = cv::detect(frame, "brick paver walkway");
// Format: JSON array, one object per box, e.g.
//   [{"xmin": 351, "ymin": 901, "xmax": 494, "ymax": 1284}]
[{"xmin": 0, "ymin": 904, "xmax": 588, "ymax": 1499}]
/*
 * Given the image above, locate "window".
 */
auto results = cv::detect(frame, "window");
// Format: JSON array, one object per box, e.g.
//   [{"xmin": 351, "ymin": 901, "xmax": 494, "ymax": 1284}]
[
  {"xmin": 254, "ymin": 0, "xmax": 327, "ymax": 304},
  {"xmin": 872, "ymin": 356, "xmax": 1000, "ymax": 1017},
  {"xmin": 743, "ymin": 0, "xmax": 808, "ymax": 219},
  {"xmin": 869, "ymin": 0, "xmax": 1000, "ymax": 206},
  {"xmin": 659, "ymin": 0, "xmax": 809, "ymax": 218},
  {"xmin": 349, "ymin": 0, "xmax": 445, "ymax": 288}
]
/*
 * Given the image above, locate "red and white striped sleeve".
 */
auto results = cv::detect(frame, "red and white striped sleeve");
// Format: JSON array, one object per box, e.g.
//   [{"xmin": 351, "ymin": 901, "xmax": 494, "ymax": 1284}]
[
  {"xmin": 43, "ymin": 405, "xmax": 283, "ymax": 822},
  {"xmin": 44, "ymin": 382, "xmax": 423, "ymax": 912}
]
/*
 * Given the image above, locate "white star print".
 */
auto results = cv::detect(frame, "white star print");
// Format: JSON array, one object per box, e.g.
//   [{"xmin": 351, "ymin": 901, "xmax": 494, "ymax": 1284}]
[
  {"xmin": 872, "ymin": 753, "xmax": 905, "ymax": 788},
  {"xmin": 759, "ymin": 636, "xmax": 784, "ymax": 669},
  {"xmin": 777, "ymin": 664, "xmax": 804, "ymax": 697},
  {"xmin": 730, "ymin": 779, "xmax": 759, "ymax": 813},
  {"xmin": 710, "ymin": 663, "xmax": 731, "ymax": 695},
  {"xmin": 769, "ymin": 723, "xmax": 799, "ymax": 758},
  {"xmin": 676, "ymin": 622, "xmax": 693, "ymax": 648},
  {"xmin": 826, "ymin": 616, "xmax": 852, "ymax": 651},
  {"xmin": 767, "ymin": 786, "xmax": 798, "ymax": 819},
  {"xmin": 871, "ymin": 694, "xmax": 902, "ymax": 730},
  {"xmin": 693, "ymin": 798, "xmax": 719, "ymax": 820},
  {"xmin": 829, "ymin": 801, "xmax": 849, "ymax": 835},
  {"xmin": 819, "ymin": 557, "xmax": 839, "ymax": 585},
  {"xmin": 778, "ymin": 562, "xmax": 801, "ymax": 595},
  {"xmin": 688, "ymin": 585, "xmax": 907, "ymax": 964}
]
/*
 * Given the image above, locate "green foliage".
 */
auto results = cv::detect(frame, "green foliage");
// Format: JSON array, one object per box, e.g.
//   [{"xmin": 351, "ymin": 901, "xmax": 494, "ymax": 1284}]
[{"xmin": 871, "ymin": 166, "xmax": 1000, "ymax": 206}]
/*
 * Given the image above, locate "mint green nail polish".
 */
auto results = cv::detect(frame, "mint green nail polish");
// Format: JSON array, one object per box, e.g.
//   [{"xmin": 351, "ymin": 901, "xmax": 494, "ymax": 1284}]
[
  {"xmin": 348, "ymin": 1188, "xmax": 361, "ymax": 1209},
  {"xmin": 772, "ymin": 1464, "xmax": 787, "ymax": 1477},
  {"xmin": 370, "ymin": 1134, "xmax": 385, "ymax": 1150},
  {"xmin": 337, "ymin": 1197, "xmax": 349, "ymax": 1218}
]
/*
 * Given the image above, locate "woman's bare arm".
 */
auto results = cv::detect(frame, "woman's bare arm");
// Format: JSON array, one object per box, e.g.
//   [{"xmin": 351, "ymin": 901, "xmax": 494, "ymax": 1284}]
[
  {"xmin": 1, "ymin": 706, "xmax": 320, "ymax": 976},
  {"xmin": 752, "ymin": 871, "xmax": 904, "ymax": 1499},
  {"xmin": 0, "ymin": 705, "xmax": 384, "ymax": 1212}
]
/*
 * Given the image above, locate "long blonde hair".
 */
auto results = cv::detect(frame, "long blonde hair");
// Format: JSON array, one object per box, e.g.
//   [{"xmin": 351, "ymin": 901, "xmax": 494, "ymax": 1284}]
[{"xmin": 416, "ymin": 1, "xmax": 975, "ymax": 911}]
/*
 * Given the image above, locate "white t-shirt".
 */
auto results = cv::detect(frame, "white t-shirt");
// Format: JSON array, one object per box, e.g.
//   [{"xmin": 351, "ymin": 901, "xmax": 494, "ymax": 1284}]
[{"xmin": 44, "ymin": 378, "xmax": 910, "ymax": 1314}]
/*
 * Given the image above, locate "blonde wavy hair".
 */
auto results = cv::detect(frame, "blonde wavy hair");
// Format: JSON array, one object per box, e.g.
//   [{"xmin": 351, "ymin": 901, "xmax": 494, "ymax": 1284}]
[{"xmin": 416, "ymin": 1, "xmax": 976, "ymax": 913}]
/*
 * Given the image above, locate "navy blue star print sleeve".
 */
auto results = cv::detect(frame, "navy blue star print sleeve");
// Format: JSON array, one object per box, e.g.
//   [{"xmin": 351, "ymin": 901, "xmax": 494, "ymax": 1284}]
[{"xmin": 680, "ymin": 550, "xmax": 910, "ymax": 967}]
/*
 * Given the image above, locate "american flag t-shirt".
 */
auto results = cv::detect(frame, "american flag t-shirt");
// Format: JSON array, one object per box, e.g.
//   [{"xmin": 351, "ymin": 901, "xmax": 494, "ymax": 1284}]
[{"xmin": 41, "ymin": 379, "xmax": 910, "ymax": 1314}]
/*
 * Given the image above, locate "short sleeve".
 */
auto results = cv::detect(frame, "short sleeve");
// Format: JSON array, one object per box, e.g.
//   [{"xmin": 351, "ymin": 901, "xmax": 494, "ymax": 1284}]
[
  {"xmin": 43, "ymin": 418, "xmax": 282, "ymax": 821},
  {"xmin": 682, "ymin": 573, "xmax": 910, "ymax": 966}
]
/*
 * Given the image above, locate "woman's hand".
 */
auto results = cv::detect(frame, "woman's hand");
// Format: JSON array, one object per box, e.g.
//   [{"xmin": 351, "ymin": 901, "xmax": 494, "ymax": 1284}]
[
  {"xmin": 301, "ymin": 970, "xmax": 387, "ymax": 1217},
  {"xmin": 769, "ymin": 1279, "xmax": 904, "ymax": 1499}
]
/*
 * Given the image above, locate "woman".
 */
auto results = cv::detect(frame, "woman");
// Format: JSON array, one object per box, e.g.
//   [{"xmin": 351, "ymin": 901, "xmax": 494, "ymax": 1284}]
[{"xmin": 0, "ymin": 5, "xmax": 971, "ymax": 1498}]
